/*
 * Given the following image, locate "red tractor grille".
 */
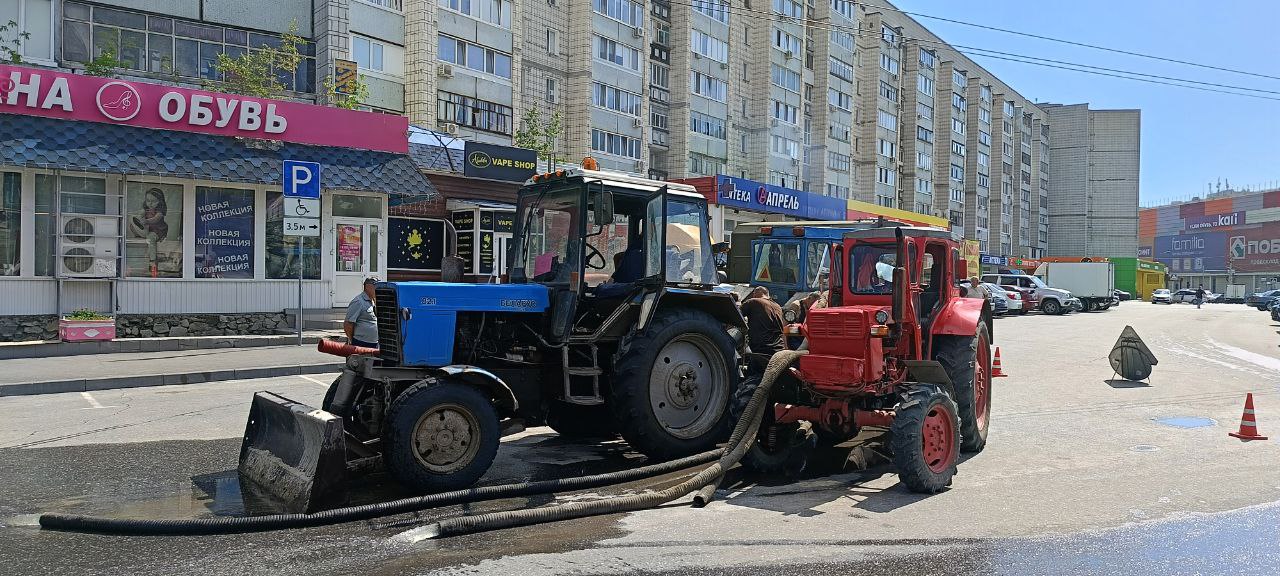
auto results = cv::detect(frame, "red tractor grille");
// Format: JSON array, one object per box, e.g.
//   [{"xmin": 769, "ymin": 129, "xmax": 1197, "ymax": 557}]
[{"xmin": 804, "ymin": 308, "xmax": 867, "ymax": 356}]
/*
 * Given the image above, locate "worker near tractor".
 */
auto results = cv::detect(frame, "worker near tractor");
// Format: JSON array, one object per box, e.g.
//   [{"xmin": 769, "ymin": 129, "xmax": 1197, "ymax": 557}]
[
  {"xmin": 344, "ymin": 276, "xmax": 380, "ymax": 348},
  {"xmin": 783, "ymin": 291, "xmax": 823, "ymax": 324},
  {"xmin": 965, "ymin": 276, "xmax": 990, "ymax": 299},
  {"xmin": 741, "ymin": 286, "xmax": 785, "ymax": 372}
]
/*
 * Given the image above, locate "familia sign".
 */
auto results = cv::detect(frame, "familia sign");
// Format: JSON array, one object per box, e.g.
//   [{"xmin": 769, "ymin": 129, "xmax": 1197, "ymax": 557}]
[
  {"xmin": 0, "ymin": 63, "xmax": 407, "ymax": 154},
  {"xmin": 714, "ymin": 175, "xmax": 845, "ymax": 220}
]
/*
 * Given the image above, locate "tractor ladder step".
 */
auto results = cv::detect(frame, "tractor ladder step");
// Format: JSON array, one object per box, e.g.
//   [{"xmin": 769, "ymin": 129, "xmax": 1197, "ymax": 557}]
[{"xmin": 562, "ymin": 344, "xmax": 604, "ymax": 405}]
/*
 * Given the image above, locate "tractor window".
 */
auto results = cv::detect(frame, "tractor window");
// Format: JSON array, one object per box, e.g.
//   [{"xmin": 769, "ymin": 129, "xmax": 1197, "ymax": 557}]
[
  {"xmin": 848, "ymin": 244, "xmax": 896, "ymax": 295},
  {"xmin": 804, "ymin": 242, "xmax": 830, "ymax": 290},
  {"xmin": 517, "ymin": 185, "xmax": 582, "ymax": 284},
  {"xmin": 584, "ymin": 213, "xmax": 630, "ymax": 286},
  {"xmin": 920, "ymin": 253, "xmax": 935, "ymax": 289},
  {"xmin": 754, "ymin": 241, "xmax": 800, "ymax": 285},
  {"xmin": 665, "ymin": 199, "xmax": 716, "ymax": 284}
]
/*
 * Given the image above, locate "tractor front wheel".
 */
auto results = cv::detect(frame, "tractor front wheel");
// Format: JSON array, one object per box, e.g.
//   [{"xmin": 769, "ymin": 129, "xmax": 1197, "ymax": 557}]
[
  {"xmin": 891, "ymin": 385, "xmax": 961, "ymax": 494},
  {"xmin": 384, "ymin": 379, "xmax": 500, "ymax": 493},
  {"xmin": 934, "ymin": 322, "xmax": 991, "ymax": 453},
  {"xmin": 611, "ymin": 309, "xmax": 737, "ymax": 459},
  {"xmin": 729, "ymin": 374, "xmax": 816, "ymax": 476}
]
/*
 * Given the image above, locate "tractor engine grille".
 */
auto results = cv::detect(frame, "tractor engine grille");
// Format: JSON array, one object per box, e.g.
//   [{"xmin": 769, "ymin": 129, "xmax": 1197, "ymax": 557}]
[
  {"xmin": 374, "ymin": 286, "xmax": 401, "ymax": 365},
  {"xmin": 804, "ymin": 309, "xmax": 867, "ymax": 356}
]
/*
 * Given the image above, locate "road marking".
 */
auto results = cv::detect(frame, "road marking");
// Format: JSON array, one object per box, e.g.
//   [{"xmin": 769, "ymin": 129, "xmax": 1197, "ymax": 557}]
[
  {"xmin": 79, "ymin": 392, "xmax": 118, "ymax": 410},
  {"xmin": 298, "ymin": 374, "xmax": 331, "ymax": 388}
]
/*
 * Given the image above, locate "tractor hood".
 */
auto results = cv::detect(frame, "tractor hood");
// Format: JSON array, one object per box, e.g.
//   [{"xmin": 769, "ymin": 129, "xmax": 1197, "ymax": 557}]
[{"xmin": 387, "ymin": 282, "xmax": 550, "ymax": 313}]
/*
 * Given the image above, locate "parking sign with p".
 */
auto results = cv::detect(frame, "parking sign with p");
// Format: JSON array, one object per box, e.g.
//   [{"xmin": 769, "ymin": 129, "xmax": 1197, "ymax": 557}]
[{"xmin": 283, "ymin": 160, "xmax": 321, "ymax": 199}]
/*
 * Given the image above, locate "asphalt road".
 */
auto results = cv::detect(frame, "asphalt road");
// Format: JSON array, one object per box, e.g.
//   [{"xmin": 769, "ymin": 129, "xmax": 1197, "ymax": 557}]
[{"xmin": 2, "ymin": 302, "xmax": 1279, "ymax": 575}]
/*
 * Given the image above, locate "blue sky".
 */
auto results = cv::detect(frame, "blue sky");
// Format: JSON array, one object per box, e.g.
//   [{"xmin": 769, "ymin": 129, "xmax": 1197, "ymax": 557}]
[{"xmin": 893, "ymin": 0, "xmax": 1280, "ymax": 206}]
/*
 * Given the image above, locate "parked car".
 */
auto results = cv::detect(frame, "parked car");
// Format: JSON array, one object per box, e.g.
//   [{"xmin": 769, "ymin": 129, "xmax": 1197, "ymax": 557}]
[
  {"xmin": 985, "ymin": 283, "xmax": 1026, "ymax": 315},
  {"xmin": 960, "ymin": 281, "xmax": 1007, "ymax": 315},
  {"xmin": 1169, "ymin": 289, "xmax": 1222, "ymax": 304},
  {"xmin": 1270, "ymin": 299, "xmax": 1280, "ymax": 322},
  {"xmin": 1114, "ymin": 289, "xmax": 1132, "ymax": 301},
  {"xmin": 982, "ymin": 273, "xmax": 1079, "ymax": 315},
  {"xmin": 1151, "ymin": 288, "xmax": 1173, "ymax": 304},
  {"xmin": 1247, "ymin": 289, "xmax": 1280, "ymax": 310},
  {"xmin": 1002, "ymin": 284, "xmax": 1036, "ymax": 307}
]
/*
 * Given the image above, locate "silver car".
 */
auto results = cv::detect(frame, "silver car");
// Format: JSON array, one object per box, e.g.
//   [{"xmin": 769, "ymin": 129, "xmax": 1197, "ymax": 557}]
[{"xmin": 1151, "ymin": 288, "xmax": 1173, "ymax": 304}]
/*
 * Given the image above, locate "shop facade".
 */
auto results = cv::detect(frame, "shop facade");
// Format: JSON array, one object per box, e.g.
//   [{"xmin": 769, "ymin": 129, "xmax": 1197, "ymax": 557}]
[
  {"xmin": 1140, "ymin": 190, "xmax": 1280, "ymax": 293},
  {"xmin": 0, "ymin": 64, "xmax": 433, "ymax": 341}
]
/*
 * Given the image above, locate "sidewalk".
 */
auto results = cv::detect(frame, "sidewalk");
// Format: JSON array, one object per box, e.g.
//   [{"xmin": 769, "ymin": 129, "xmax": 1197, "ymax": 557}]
[
  {"xmin": 0, "ymin": 344, "xmax": 345, "ymax": 397},
  {"xmin": 0, "ymin": 330, "xmax": 342, "ymax": 360}
]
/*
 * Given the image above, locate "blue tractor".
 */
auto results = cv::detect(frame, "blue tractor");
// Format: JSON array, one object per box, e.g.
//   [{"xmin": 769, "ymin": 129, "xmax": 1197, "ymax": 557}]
[{"xmin": 240, "ymin": 165, "xmax": 747, "ymax": 511}]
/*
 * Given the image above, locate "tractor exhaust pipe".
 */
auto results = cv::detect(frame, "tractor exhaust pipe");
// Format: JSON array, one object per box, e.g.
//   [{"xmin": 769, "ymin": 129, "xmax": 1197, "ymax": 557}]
[{"xmin": 891, "ymin": 227, "xmax": 906, "ymax": 338}]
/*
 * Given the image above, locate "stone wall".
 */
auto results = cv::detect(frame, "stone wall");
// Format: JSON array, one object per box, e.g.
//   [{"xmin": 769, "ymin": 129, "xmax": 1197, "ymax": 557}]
[
  {"xmin": 0, "ymin": 315, "xmax": 59, "ymax": 342},
  {"xmin": 116, "ymin": 313, "xmax": 290, "ymax": 338}
]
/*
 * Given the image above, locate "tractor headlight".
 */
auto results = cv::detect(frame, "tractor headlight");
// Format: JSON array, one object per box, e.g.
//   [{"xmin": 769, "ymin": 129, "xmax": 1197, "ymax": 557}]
[{"xmin": 875, "ymin": 309, "xmax": 890, "ymax": 324}]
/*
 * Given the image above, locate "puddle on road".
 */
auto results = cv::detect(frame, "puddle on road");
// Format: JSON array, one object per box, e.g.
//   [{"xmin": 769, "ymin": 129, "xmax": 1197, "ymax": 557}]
[{"xmin": 1153, "ymin": 416, "xmax": 1217, "ymax": 429}]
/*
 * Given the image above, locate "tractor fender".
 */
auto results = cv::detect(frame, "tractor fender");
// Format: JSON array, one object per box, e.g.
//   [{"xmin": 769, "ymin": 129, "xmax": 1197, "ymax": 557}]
[
  {"xmin": 647, "ymin": 288, "xmax": 748, "ymax": 335},
  {"xmin": 931, "ymin": 297, "xmax": 990, "ymax": 338},
  {"xmin": 432, "ymin": 365, "xmax": 519, "ymax": 412}
]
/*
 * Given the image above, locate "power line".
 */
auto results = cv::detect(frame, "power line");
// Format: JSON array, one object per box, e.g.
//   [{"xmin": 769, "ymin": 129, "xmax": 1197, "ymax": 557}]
[
  {"xmin": 661, "ymin": 0, "xmax": 1280, "ymax": 101},
  {"xmin": 854, "ymin": 1, "xmax": 1280, "ymax": 82}
]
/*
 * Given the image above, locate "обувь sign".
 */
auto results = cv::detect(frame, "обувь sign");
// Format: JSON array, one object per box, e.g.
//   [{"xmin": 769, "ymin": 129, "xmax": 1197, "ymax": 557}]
[{"xmin": 0, "ymin": 64, "xmax": 408, "ymax": 154}]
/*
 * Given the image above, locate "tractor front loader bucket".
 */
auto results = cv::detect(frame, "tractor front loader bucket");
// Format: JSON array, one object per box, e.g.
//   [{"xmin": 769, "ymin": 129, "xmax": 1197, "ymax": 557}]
[{"xmin": 238, "ymin": 392, "xmax": 348, "ymax": 513}]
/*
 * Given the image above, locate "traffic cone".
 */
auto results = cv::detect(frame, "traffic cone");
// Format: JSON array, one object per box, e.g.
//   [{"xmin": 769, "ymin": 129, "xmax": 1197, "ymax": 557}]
[
  {"xmin": 991, "ymin": 347, "xmax": 1007, "ymax": 378},
  {"xmin": 1229, "ymin": 393, "xmax": 1268, "ymax": 441}
]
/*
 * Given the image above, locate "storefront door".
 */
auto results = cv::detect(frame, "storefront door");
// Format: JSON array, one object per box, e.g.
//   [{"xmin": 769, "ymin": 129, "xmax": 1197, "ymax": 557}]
[{"xmin": 333, "ymin": 219, "xmax": 381, "ymax": 306}]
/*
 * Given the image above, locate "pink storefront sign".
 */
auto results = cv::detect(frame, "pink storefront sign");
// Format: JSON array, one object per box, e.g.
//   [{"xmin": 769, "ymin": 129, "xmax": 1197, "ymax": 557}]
[
  {"xmin": 0, "ymin": 64, "xmax": 408, "ymax": 154},
  {"xmin": 59, "ymin": 319, "xmax": 117, "ymax": 342}
]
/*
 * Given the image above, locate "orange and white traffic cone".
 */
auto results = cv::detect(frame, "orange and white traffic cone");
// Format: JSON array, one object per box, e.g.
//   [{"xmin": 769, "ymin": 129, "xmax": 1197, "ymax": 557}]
[
  {"xmin": 1229, "ymin": 393, "xmax": 1268, "ymax": 441},
  {"xmin": 991, "ymin": 347, "xmax": 1007, "ymax": 378}
]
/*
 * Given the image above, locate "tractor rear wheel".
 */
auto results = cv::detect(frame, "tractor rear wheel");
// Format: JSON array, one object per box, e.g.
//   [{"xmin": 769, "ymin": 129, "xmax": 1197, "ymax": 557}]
[
  {"xmin": 729, "ymin": 374, "xmax": 816, "ymax": 476},
  {"xmin": 546, "ymin": 401, "xmax": 618, "ymax": 439},
  {"xmin": 934, "ymin": 323, "xmax": 991, "ymax": 453},
  {"xmin": 891, "ymin": 385, "xmax": 960, "ymax": 493},
  {"xmin": 610, "ymin": 309, "xmax": 737, "ymax": 460},
  {"xmin": 384, "ymin": 379, "xmax": 500, "ymax": 493}
]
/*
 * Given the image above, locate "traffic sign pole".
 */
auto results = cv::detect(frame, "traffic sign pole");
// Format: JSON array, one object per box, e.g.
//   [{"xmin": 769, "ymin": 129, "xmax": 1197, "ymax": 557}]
[
  {"xmin": 298, "ymin": 236, "xmax": 303, "ymax": 346},
  {"xmin": 283, "ymin": 159, "xmax": 322, "ymax": 347}
]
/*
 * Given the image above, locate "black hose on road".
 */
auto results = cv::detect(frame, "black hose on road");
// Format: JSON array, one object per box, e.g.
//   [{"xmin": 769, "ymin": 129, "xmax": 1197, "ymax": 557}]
[
  {"xmin": 38, "ymin": 449, "xmax": 721, "ymax": 536},
  {"xmin": 405, "ymin": 351, "xmax": 805, "ymax": 541}
]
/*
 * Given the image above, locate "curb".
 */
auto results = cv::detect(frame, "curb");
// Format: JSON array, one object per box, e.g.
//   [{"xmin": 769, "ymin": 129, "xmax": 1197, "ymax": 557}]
[
  {"xmin": 0, "ymin": 335, "xmax": 332, "ymax": 361},
  {"xmin": 0, "ymin": 363, "xmax": 345, "ymax": 397}
]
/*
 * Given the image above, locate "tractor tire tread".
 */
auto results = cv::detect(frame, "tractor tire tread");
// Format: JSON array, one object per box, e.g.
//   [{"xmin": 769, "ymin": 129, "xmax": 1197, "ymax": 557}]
[
  {"xmin": 890, "ymin": 385, "xmax": 960, "ymax": 494},
  {"xmin": 933, "ymin": 324, "xmax": 990, "ymax": 453},
  {"xmin": 384, "ymin": 379, "xmax": 501, "ymax": 494}
]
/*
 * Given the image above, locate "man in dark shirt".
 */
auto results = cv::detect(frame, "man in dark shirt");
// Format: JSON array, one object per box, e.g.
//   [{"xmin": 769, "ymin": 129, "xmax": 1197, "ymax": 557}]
[{"xmin": 741, "ymin": 286, "xmax": 786, "ymax": 373}]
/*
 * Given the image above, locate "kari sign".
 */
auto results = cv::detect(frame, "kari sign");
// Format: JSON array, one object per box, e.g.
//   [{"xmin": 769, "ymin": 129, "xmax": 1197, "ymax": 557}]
[
  {"xmin": 0, "ymin": 64, "xmax": 407, "ymax": 154},
  {"xmin": 714, "ymin": 175, "xmax": 845, "ymax": 220},
  {"xmin": 1185, "ymin": 211, "xmax": 1244, "ymax": 231}
]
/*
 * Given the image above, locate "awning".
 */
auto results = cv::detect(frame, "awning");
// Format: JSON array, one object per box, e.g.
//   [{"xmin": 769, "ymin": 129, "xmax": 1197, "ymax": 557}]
[{"xmin": 0, "ymin": 114, "xmax": 436, "ymax": 198}]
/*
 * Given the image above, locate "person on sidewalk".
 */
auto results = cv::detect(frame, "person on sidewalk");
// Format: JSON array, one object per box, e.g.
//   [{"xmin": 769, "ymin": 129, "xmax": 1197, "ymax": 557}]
[
  {"xmin": 1195, "ymin": 284, "xmax": 1206, "ymax": 309},
  {"xmin": 741, "ymin": 286, "xmax": 785, "ymax": 373},
  {"xmin": 344, "ymin": 277, "xmax": 380, "ymax": 348}
]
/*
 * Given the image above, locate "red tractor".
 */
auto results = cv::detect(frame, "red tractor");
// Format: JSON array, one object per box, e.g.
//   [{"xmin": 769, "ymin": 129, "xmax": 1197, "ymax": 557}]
[{"xmin": 732, "ymin": 226, "xmax": 993, "ymax": 492}]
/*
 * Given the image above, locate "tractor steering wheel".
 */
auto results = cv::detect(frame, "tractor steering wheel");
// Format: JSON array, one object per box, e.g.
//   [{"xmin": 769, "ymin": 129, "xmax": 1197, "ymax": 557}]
[{"xmin": 585, "ymin": 242, "xmax": 607, "ymax": 270}]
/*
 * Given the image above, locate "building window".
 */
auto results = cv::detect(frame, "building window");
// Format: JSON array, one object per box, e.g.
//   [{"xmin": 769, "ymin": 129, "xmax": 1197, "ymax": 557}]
[
  {"xmin": 650, "ymin": 62, "xmax": 670, "ymax": 89},
  {"xmin": 691, "ymin": 29, "xmax": 728, "ymax": 62},
  {"xmin": 438, "ymin": 34, "xmax": 512, "ymax": 79},
  {"xmin": 773, "ymin": 28, "xmax": 802, "ymax": 55},
  {"xmin": 880, "ymin": 53, "xmax": 899, "ymax": 74},
  {"xmin": 917, "ymin": 126, "xmax": 933, "ymax": 143},
  {"xmin": 828, "ymin": 151, "xmax": 851, "ymax": 171},
  {"xmin": 978, "ymin": 107, "xmax": 991, "ymax": 124},
  {"xmin": 830, "ymin": 56, "xmax": 854, "ymax": 81},
  {"xmin": 690, "ymin": 110, "xmax": 727, "ymax": 139},
  {"xmin": 650, "ymin": 106, "xmax": 668, "ymax": 130},
  {"xmin": 916, "ymin": 177, "xmax": 931, "ymax": 194},
  {"xmin": 772, "ymin": 100, "xmax": 799, "ymax": 124},
  {"xmin": 877, "ymin": 110, "xmax": 897, "ymax": 132},
  {"xmin": 771, "ymin": 135, "xmax": 799, "ymax": 158},
  {"xmin": 655, "ymin": 23, "xmax": 670, "ymax": 46},
  {"xmin": 692, "ymin": 0, "xmax": 730, "ymax": 22},
  {"xmin": 546, "ymin": 29, "xmax": 559, "ymax": 54},
  {"xmin": 917, "ymin": 102, "xmax": 934, "ymax": 121},
  {"xmin": 979, "ymin": 130, "xmax": 991, "ymax": 147},
  {"xmin": 978, "ymin": 151, "xmax": 990, "ymax": 167},
  {"xmin": 878, "ymin": 81, "xmax": 898, "ymax": 102},
  {"xmin": 829, "ymin": 121, "xmax": 851, "ymax": 142},
  {"xmin": 771, "ymin": 63, "xmax": 801, "ymax": 92},
  {"xmin": 592, "ymin": 82, "xmax": 642, "ymax": 116},
  {"xmin": 951, "ymin": 188, "xmax": 966, "ymax": 203},
  {"xmin": 651, "ymin": 0, "xmax": 670, "ymax": 20},
  {"xmin": 877, "ymin": 167, "xmax": 896, "ymax": 186},
  {"xmin": 828, "ymin": 88, "xmax": 851, "ymax": 110},
  {"xmin": 595, "ymin": 35, "xmax": 641, "ymax": 72},
  {"xmin": 0, "ymin": 173, "xmax": 20, "ymax": 275},
  {"xmin": 352, "ymin": 35, "xmax": 385, "ymax": 72},
  {"xmin": 439, "ymin": 0, "xmax": 512, "ymax": 27},
  {"xmin": 917, "ymin": 73, "xmax": 934, "ymax": 96},
  {"xmin": 591, "ymin": 129, "xmax": 642, "ymax": 159},
  {"xmin": 951, "ymin": 140, "xmax": 965, "ymax": 157},
  {"xmin": 830, "ymin": 30, "xmax": 854, "ymax": 51},
  {"xmin": 919, "ymin": 50, "xmax": 935, "ymax": 69},
  {"xmin": 952, "ymin": 117, "xmax": 966, "ymax": 135},
  {"xmin": 63, "ymin": 2, "xmax": 316, "ymax": 91},
  {"xmin": 593, "ymin": 0, "xmax": 643, "ymax": 27},
  {"xmin": 3, "ymin": 0, "xmax": 53, "ymax": 63},
  {"xmin": 690, "ymin": 70, "xmax": 727, "ymax": 101},
  {"xmin": 978, "ymin": 173, "xmax": 990, "ymax": 189},
  {"xmin": 545, "ymin": 78, "xmax": 557, "ymax": 103},
  {"xmin": 833, "ymin": 0, "xmax": 856, "ymax": 20},
  {"xmin": 438, "ymin": 91, "xmax": 513, "ymax": 134},
  {"xmin": 124, "ymin": 182, "xmax": 184, "ymax": 278},
  {"xmin": 881, "ymin": 24, "xmax": 898, "ymax": 44},
  {"xmin": 877, "ymin": 138, "xmax": 897, "ymax": 159},
  {"xmin": 950, "ymin": 163, "xmax": 964, "ymax": 182},
  {"xmin": 689, "ymin": 152, "xmax": 724, "ymax": 176},
  {"xmin": 1004, "ymin": 100, "xmax": 1015, "ymax": 117},
  {"xmin": 266, "ymin": 191, "xmax": 320, "ymax": 279},
  {"xmin": 952, "ymin": 70, "xmax": 967, "ymax": 87},
  {"xmin": 194, "ymin": 187, "xmax": 255, "ymax": 279},
  {"xmin": 772, "ymin": 0, "xmax": 804, "ymax": 18},
  {"xmin": 980, "ymin": 84, "xmax": 992, "ymax": 102},
  {"xmin": 917, "ymin": 148, "xmax": 931, "ymax": 168},
  {"xmin": 952, "ymin": 92, "xmax": 966, "ymax": 111},
  {"xmin": 826, "ymin": 183, "xmax": 850, "ymax": 199}
]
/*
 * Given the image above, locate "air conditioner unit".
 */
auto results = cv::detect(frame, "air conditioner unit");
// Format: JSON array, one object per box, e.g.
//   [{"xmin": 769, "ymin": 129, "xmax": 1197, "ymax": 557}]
[
  {"xmin": 59, "ymin": 215, "xmax": 117, "ymax": 278},
  {"xmin": 632, "ymin": 26, "xmax": 643, "ymax": 38},
  {"xmin": 720, "ymin": 62, "xmax": 728, "ymax": 70},
  {"xmin": 632, "ymin": 117, "xmax": 643, "ymax": 127},
  {"xmin": 443, "ymin": 122, "xmax": 460, "ymax": 135},
  {"xmin": 783, "ymin": 50, "xmax": 794, "ymax": 60},
  {"xmin": 769, "ymin": 118, "xmax": 779, "ymax": 127},
  {"xmin": 437, "ymin": 63, "xmax": 454, "ymax": 78}
]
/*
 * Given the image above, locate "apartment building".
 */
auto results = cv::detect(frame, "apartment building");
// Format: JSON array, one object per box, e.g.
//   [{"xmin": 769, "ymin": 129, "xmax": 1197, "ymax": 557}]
[{"xmin": 1042, "ymin": 103, "xmax": 1141, "ymax": 258}]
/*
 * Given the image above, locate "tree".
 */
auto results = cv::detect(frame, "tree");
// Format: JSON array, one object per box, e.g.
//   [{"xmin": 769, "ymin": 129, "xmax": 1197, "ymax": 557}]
[
  {"xmin": 321, "ymin": 73, "xmax": 369, "ymax": 110},
  {"xmin": 213, "ymin": 21, "xmax": 303, "ymax": 99},
  {"xmin": 0, "ymin": 19, "xmax": 31, "ymax": 64},
  {"xmin": 513, "ymin": 108, "xmax": 564, "ymax": 166},
  {"xmin": 84, "ymin": 48, "xmax": 122, "ymax": 77}
]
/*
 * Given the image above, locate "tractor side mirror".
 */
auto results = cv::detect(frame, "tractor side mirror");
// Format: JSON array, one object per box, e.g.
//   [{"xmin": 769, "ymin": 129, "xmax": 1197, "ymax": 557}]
[{"xmin": 592, "ymin": 189, "xmax": 615, "ymax": 226}]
